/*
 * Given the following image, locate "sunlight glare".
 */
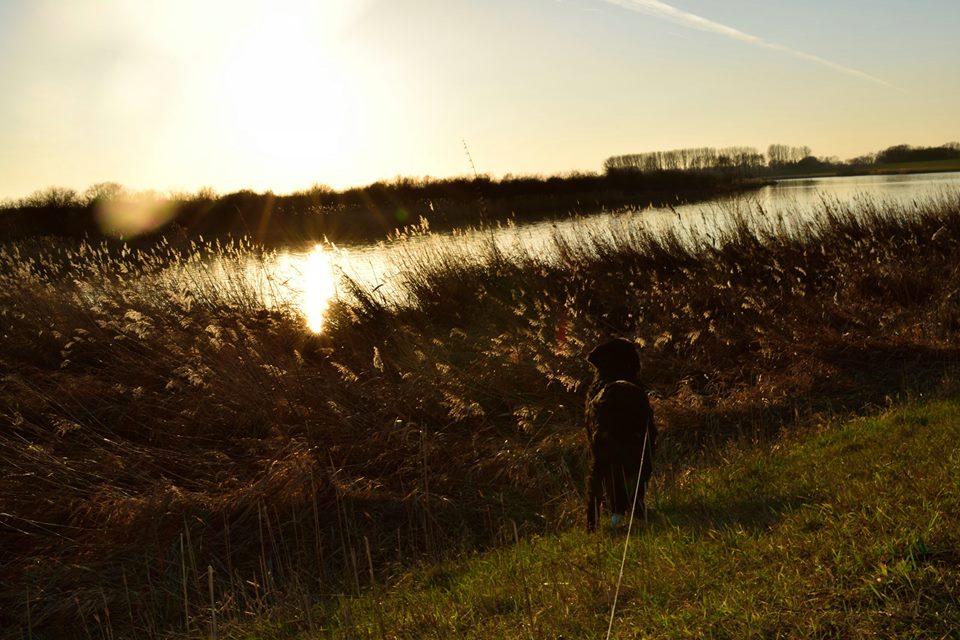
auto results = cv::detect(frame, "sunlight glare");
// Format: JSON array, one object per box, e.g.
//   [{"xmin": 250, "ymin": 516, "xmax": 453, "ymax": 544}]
[
  {"xmin": 262, "ymin": 243, "xmax": 339, "ymax": 332},
  {"xmin": 214, "ymin": 3, "xmax": 367, "ymax": 183},
  {"xmin": 300, "ymin": 244, "xmax": 338, "ymax": 333}
]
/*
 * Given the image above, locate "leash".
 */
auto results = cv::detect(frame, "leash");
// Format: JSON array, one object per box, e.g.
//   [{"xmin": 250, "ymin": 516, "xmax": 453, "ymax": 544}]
[{"xmin": 605, "ymin": 425, "xmax": 650, "ymax": 640}]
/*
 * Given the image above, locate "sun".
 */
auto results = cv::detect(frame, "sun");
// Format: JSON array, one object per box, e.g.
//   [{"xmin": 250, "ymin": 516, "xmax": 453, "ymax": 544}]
[{"xmin": 212, "ymin": 3, "xmax": 368, "ymax": 188}]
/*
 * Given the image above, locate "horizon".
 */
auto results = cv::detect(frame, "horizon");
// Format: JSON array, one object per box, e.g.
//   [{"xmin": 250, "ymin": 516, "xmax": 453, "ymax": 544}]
[{"xmin": 1, "ymin": 0, "xmax": 958, "ymax": 202}]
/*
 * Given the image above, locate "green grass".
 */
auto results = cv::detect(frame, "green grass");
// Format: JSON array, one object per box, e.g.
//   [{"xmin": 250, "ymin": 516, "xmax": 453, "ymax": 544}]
[{"xmin": 309, "ymin": 398, "xmax": 960, "ymax": 639}]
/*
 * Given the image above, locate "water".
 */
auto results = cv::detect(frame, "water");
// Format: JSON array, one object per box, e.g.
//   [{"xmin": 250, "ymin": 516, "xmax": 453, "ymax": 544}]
[
  {"xmin": 759, "ymin": 172, "xmax": 960, "ymax": 206},
  {"xmin": 262, "ymin": 172, "xmax": 960, "ymax": 331}
]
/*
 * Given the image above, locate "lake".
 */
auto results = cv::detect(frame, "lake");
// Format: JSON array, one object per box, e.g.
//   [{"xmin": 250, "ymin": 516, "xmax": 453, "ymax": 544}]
[{"xmin": 261, "ymin": 172, "xmax": 960, "ymax": 331}]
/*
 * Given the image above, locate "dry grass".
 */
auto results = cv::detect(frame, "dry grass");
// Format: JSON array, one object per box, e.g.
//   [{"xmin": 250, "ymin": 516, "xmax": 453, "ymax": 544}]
[{"xmin": 1, "ymin": 192, "xmax": 960, "ymax": 637}]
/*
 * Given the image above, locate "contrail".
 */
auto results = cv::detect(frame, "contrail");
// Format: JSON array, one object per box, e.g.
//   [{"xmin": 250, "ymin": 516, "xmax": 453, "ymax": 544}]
[{"xmin": 603, "ymin": 0, "xmax": 893, "ymax": 88}]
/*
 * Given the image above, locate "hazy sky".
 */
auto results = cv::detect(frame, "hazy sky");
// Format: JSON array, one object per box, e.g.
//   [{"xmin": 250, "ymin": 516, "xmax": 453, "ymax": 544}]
[{"xmin": 1, "ymin": 0, "xmax": 957, "ymax": 200}]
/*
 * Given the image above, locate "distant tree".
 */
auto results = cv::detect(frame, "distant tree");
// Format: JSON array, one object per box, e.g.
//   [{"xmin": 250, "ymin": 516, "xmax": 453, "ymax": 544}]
[
  {"xmin": 306, "ymin": 183, "xmax": 335, "ymax": 196},
  {"xmin": 604, "ymin": 145, "xmax": 762, "ymax": 175},
  {"xmin": 767, "ymin": 144, "xmax": 812, "ymax": 166},
  {"xmin": 876, "ymin": 144, "xmax": 913, "ymax": 163},
  {"xmin": 846, "ymin": 153, "xmax": 876, "ymax": 165},
  {"xmin": 195, "ymin": 186, "xmax": 218, "ymax": 201},
  {"xmin": 20, "ymin": 186, "xmax": 82, "ymax": 208},
  {"xmin": 876, "ymin": 143, "xmax": 960, "ymax": 164},
  {"xmin": 83, "ymin": 182, "xmax": 125, "ymax": 205},
  {"xmin": 796, "ymin": 155, "xmax": 827, "ymax": 170},
  {"xmin": 767, "ymin": 144, "xmax": 789, "ymax": 166}
]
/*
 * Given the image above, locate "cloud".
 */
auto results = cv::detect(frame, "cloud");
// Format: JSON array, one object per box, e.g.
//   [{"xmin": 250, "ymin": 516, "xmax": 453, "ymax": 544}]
[{"xmin": 602, "ymin": 0, "xmax": 894, "ymax": 88}]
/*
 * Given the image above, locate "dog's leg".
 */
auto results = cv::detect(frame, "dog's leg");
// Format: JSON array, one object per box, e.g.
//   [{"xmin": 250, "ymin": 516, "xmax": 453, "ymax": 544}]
[
  {"xmin": 633, "ymin": 474, "xmax": 647, "ymax": 525},
  {"xmin": 586, "ymin": 460, "xmax": 604, "ymax": 532},
  {"xmin": 610, "ymin": 465, "xmax": 629, "ymax": 522}
]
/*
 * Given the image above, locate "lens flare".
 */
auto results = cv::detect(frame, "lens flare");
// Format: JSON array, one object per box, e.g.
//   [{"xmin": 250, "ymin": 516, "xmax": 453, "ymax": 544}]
[{"xmin": 94, "ymin": 195, "xmax": 177, "ymax": 239}]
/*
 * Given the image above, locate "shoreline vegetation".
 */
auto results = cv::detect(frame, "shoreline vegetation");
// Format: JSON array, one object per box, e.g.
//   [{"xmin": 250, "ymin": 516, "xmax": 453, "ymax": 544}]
[
  {"xmin": 0, "ymin": 171, "xmax": 751, "ymax": 247},
  {"xmin": 1, "ymin": 141, "xmax": 957, "ymax": 247},
  {"xmin": 2, "ymin": 187, "xmax": 960, "ymax": 636}
]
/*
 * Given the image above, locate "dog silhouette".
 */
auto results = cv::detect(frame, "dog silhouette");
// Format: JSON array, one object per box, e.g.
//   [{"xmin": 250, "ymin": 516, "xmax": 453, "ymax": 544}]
[{"xmin": 585, "ymin": 338, "xmax": 656, "ymax": 532}]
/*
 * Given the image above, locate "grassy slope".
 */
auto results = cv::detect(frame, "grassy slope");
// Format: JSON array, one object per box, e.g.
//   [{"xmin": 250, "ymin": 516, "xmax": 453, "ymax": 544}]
[{"xmin": 312, "ymin": 398, "xmax": 960, "ymax": 639}]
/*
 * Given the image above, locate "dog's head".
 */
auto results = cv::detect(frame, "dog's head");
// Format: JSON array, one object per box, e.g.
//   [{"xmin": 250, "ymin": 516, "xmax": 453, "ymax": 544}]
[{"xmin": 587, "ymin": 338, "xmax": 641, "ymax": 382}]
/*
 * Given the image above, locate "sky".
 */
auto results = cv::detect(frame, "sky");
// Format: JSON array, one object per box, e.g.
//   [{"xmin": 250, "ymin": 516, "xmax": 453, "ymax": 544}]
[{"xmin": 0, "ymin": 0, "xmax": 958, "ymax": 200}]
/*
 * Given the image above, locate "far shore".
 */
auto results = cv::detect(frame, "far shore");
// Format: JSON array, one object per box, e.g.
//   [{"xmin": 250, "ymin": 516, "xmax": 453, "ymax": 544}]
[{"xmin": 2, "ymin": 158, "xmax": 958, "ymax": 249}]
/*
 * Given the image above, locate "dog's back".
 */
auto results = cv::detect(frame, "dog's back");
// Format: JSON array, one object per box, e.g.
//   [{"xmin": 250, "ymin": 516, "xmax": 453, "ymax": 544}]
[{"xmin": 588, "ymin": 380, "xmax": 654, "ymax": 470}]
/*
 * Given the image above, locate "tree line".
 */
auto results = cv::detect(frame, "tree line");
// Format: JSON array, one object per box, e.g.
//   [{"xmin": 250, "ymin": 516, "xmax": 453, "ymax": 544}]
[
  {"xmin": 604, "ymin": 142, "xmax": 960, "ymax": 175},
  {"xmin": 874, "ymin": 142, "xmax": 960, "ymax": 164},
  {"xmin": 603, "ymin": 146, "xmax": 766, "ymax": 173},
  {"xmin": 0, "ymin": 171, "xmax": 744, "ymax": 245}
]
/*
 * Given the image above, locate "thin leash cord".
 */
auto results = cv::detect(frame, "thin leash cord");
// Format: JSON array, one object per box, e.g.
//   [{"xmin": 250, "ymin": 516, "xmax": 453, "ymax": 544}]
[{"xmin": 605, "ymin": 426, "xmax": 650, "ymax": 640}]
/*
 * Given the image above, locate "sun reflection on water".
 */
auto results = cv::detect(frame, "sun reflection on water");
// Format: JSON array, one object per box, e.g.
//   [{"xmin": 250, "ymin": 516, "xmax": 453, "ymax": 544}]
[
  {"xmin": 267, "ymin": 243, "xmax": 339, "ymax": 333},
  {"xmin": 249, "ymin": 173, "xmax": 960, "ymax": 333},
  {"xmin": 299, "ymin": 244, "xmax": 338, "ymax": 333}
]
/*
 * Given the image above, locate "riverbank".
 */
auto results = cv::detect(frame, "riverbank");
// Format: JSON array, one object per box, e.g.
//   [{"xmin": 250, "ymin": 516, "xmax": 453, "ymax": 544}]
[
  {"xmin": 2, "ymin": 191, "xmax": 960, "ymax": 635},
  {"xmin": 761, "ymin": 160, "xmax": 960, "ymax": 182},
  {"xmin": 310, "ymin": 396, "xmax": 960, "ymax": 638}
]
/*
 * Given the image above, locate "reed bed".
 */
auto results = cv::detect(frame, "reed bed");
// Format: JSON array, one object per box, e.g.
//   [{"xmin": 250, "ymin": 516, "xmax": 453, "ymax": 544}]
[{"xmin": 1, "ymin": 192, "xmax": 959, "ymax": 637}]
